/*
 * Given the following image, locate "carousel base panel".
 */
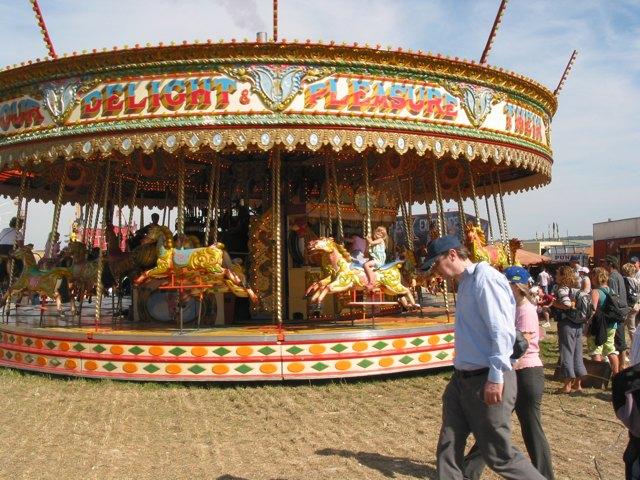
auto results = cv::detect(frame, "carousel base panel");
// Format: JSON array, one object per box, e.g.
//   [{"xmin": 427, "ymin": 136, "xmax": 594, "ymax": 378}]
[{"xmin": 0, "ymin": 302, "xmax": 455, "ymax": 382}]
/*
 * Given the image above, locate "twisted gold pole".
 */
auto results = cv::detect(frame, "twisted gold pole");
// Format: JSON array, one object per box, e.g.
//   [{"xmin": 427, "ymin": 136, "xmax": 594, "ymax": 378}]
[
  {"xmin": 177, "ymin": 157, "xmax": 185, "ymax": 236},
  {"xmin": 324, "ymin": 158, "xmax": 333, "ymax": 237},
  {"xmin": 489, "ymin": 171, "xmax": 505, "ymax": 246},
  {"xmin": 457, "ymin": 184, "xmax": 466, "ymax": 241},
  {"xmin": 496, "ymin": 169, "xmax": 512, "ymax": 264},
  {"xmin": 83, "ymin": 169, "xmax": 99, "ymax": 245},
  {"xmin": 94, "ymin": 160, "xmax": 111, "ymax": 329},
  {"xmin": 116, "ymin": 170, "xmax": 123, "ymax": 234},
  {"xmin": 204, "ymin": 159, "xmax": 217, "ymax": 244},
  {"xmin": 467, "ymin": 162, "xmax": 481, "ymax": 226},
  {"xmin": 8, "ymin": 171, "xmax": 28, "ymax": 289},
  {"xmin": 396, "ymin": 177, "xmax": 413, "ymax": 251},
  {"xmin": 271, "ymin": 149, "xmax": 283, "ymax": 325},
  {"xmin": 483, "ymin": 181, "xmax": 494, "ymax": 242},
  {"xmin": 432, "ymin": 159, "xmax": 450, "ymax": 315},
  {"xmin": 89, "ymin": 179, "xmax": 105, "ymax": 249},
  {"xmin": 47, "ymin": 161, "xmax": 68, "ymax": 258},
  {"xmin": 127, "ymin": 174, "xmax": 140, "ymax": 234},
  {"xmin": 363, "ymin": 155, "xmax": 372, "ymax": 239},
  {"xmin": 330, "ymin": 158, "xmax": 343, "ymax": 241},
  {"xmin": 212, "ymin": 160, "xmax": 221, "ymax": 244}
]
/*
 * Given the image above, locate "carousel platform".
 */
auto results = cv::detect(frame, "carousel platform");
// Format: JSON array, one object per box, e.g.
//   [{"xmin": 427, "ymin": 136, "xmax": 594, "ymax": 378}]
[{"xmin": 0, "ymin": 299, "xmax": 455, "ymax": 382}]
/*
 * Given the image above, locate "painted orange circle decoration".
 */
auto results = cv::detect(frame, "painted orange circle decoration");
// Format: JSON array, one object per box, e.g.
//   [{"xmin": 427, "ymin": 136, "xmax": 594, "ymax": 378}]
[
  {"xmin": 110, "ymin": 345, "xmax": 124, "ymax": 355},
  {"xmin": 212, "ymin": 364, "xmax": 229, "ymax": 375},
  {"xmin": 191, "ymin": 346, "xmax": 207, "ymax": 357},
  {"xmin": 149, "ymin": 346, "xmax": 164, "ymax": 356},
  {"xmin": 236, "ymin": 346, "xmax": 253, "ymax": 357},
  {"xmin": 352, "ymin": 341, "xmax": 368, "ymax": 352},
  {"xmin": 419, "ymin": 353, "xmax": 432, "ymax": 363},
  {"xmin": 392, "ymin": 339, "xmax": 406, "ymax": 350},
  {"xmin": 84, "ymin": 360, "xmax": 98, "ymax": 371},
  {"xmin": 335, "ymin": 360, "xmax": 351, "ymax": 371},
  {"xmin": 59, "ymin": 342, "xmax": 70, "ymax": 351},
  {"xmin": 36, "ymin": 356, "xmax": 47, "ymax": 366},
  {"xmin": 379, "ymin": 357, "xmax": 394, "ymax": 368},
  {"xmin": 35, "ymin": 339, "xmax": 44, "ymax": 349},
  {"xmin": 65, "ymin": 359, "xmax": 77, "ymax": 370},
  {"xmin": 287, "ymin": 362, "xmax": 305, "ymax": 373},
  {"xmin": 123, "ymin": 363, "xmax": 138, "ymax": 373},
  {"xmin": 260, "ymin": 363, "xmax": 278, "ymax": 374},
  {"xmin": 165, "ymin": 364, "xmax": 182, "ymax": 375},
  {"xmin": 309, "ymin": 344, "xmax": 325, "ymax": 355},
  {"xmin": 14, "ymin": 353, "xmax": 22, "ymax": 363},
  {"xmin": 428, "ymin": 335, "xmax": 441, "ymax": 346}
]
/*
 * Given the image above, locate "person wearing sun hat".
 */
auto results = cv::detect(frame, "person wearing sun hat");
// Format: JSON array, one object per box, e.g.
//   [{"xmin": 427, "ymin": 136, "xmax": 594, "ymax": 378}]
[
  {"xmin": 424, "ymin": 236, "xmax": 546, "ymax": 480},
  {"xmin": 464, "ymin": 266, "xmax": 555, "ymax": 480}
]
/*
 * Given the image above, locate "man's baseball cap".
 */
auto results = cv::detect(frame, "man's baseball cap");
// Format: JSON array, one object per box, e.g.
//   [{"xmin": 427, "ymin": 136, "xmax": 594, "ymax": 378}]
[
  {"xmin": 420, "ymin": 235, "xmax": 461, "ymax": 271},
  {"xmin": 504, "ymin": 265, "xmax": 531, "ymax": 285},
  {"xmin": 605, "ymin": 255, "xmax": 619, "ymax": 267}
]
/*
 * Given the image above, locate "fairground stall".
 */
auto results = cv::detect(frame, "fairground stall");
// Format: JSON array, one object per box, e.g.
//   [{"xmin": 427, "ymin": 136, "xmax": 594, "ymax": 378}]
[{"xmin": 0, "ymin": 4, "xmax": 564, "ymax": 381}]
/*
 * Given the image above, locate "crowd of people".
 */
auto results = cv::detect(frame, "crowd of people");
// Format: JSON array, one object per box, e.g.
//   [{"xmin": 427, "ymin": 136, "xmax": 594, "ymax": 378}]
[{"xmin": 421, "ymin": 235, "xmax": 640, "ymax": 479}]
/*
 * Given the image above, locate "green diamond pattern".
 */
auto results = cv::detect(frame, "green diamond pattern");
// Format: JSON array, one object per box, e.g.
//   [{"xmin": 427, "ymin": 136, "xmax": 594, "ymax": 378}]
[
  {"xmin": 8, "ymin": 335, "xmax": 15, "ymax": 343},
  {"xmin": 25, "ymin": 354, "xmax": 34, "ymax": 363},
  {"xmin": 213, "ymin": 347, "xmax": 231, "ymax": 356},
  {"xmin": 49, "ymin": 358, "xmax": 61, "ymax": 367},
  {"xmin": 286, "ymin": 346, "xmax": 304, "ymax": 355},
  {"xmin": 5, "ymin": 351, "xmax": 12, "ymax": 359},
  {"xmin": 143, "ymin": 364, "xmax": 160, "ymax": 373},
  {"xmin": 436, "ymin": 351, "xmax": 449, "ymax": 360},
  {"xmin": 102, "ymin": 362, "xmax": 117, "ymax": 372},
  {"xmin": 411, "ymin": 338, "xmax": 425, "ymax": 346},
  {"xmin": 235, "ymin": 364, "xmax": 253, "ymax": 374},
  {"xmin": 258, "ymin": 346, "xmax": 276, "ymax": 355},
  {"xmin": 73, "ymin": 343, "xmax": 85, "ymax": 352},
  {"xmin": 92, "ymin": 344, "xmax": 106, "ymax": 353},
  {"xmin": 399, "ymin": 355, "xmax": 414, "ymax": 365},
  {"xmin": 357, "ymin": 359, "xmax": 374, "ymax": 369},
  {"xmin": 169, "ymin": 347, "xmax": 187, "ymax": 356},
  {"xmin": 128, "ymin": 346, "xmax": 144, "ymax": 355},
  {"xmin": 311, "ymin": 362, "xmax": 329, "ymax": 371},
  {"xmin": 443, "ymin": 334, "xmax": 454, "ymax": 342},
  {"xmin": 331, "ymin": 344, "xmax": 348, "ymax": 353},
  {"xmin": 372, "ymin": 341, "xmax": 388, "ymax": 350},
  {"xmin": 24, "ymin": 338, "xmax": 33, "ymax": 346},
  {"xmin": 188, "ymin": 365, "xmax": 205, "ymax": 374},
  {"xmin": 45, "ymin": 340, "xmax": 56, "ymax": 350}
]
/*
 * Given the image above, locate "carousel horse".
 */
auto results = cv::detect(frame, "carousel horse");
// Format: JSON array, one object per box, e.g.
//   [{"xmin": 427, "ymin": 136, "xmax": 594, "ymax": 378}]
[
  {"xmin": 134, "ymin": 225, "xmax": 258, "ymax": 303},
  {"xmin": 304, "ymin": 237, "xmax": 419, "ymax": 308},
  {"xmin": 401, "ymin": 246, "xmax": 444, "ymax": 296},
  {"xmin": 464, "ymin": 224, "xmax": 521, "ymax": 270},
  {"xmin": 0, "ymin": 245, "xmax": 72, "ymax": 316}
]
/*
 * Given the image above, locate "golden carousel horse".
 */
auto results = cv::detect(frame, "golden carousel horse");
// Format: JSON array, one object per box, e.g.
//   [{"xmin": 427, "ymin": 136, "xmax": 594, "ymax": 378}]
[
  {"xmin": 401, "ymin": 246, "xmax": 444, "ymax": 296},
  {"xmin": 464, "ymin": 224, "xmax": 521, "ymax": 270},
  {"xmin": 304, "ymin": 237, "xmax": 419, "ymax": 308},
  {"xmin": 0, "ymin": 245, "xmax": 72, "ymax": 316},
  {"xmin": 134, "ymin": 225, "xmax": 258, "ymax": 303}
]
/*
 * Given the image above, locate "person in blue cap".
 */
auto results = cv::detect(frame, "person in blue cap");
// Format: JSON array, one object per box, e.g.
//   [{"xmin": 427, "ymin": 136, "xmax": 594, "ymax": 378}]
[
  {"xmin": 422, "ymin": 236, "xmax": 546, "ymax": 480},
  {"xmin": 464, "ymin": 265, "xmax": 555, "ymax": 480}
]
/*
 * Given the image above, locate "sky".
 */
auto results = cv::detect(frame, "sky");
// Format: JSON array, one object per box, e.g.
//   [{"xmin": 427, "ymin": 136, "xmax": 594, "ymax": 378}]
[{"xmin": 0, "ymin": 0, "xmax": 639, "ymax": 247}]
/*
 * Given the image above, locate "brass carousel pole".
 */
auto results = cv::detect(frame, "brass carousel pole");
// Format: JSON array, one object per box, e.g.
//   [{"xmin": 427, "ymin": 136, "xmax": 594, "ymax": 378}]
[
  {"xmin": 466, "ymin": 162, "xmax": 481, "ymax": 226},
  {"xmin": 46, "ymin": 160, "xmax": 68, "ymax": 259},
  {"xmin": 483, "ymin": 182, "xmax": 495, "ymax": 243},
  {"xmin": 495, "ymin": 169, "xmax": 512, "ymax": 264},
  {"xmin": 396, "ymin": 177, "xmax": 413, "ymax": 251},
  {"xmin": 324, "ymin": 158, "xmax": 333, "ymax": 238},
  {"xmin": 83, "ymin": 169, "xmax": 99, "ymax": 246},
  {"xmin": 212, "ymin": 159, "xmax": 221, "ymax": 244},
  {"xmin": 116, "ymin": 171, "xmax": 123, "ymax": 238},
  {"xmin": 203, "ymin": 159, "xmax": 217, "ymax": 245},
  {"xmin": 456, "ymin": 184, "xmax": 466, "ymax": 241},
  {"xmin": 7, "ymin": 171, "xmax": 28, "ymax": 291},
  {"xmin": 362, "ymin": 155, "xmax": 372, "ymax": 239},
  {"xmin": 270, "ymin": 148, "xmax": 283, "ymax": 326},
  {"xmin": 489, "ymin": 171, "xmax": 505, "ymax": 246},
  {"xmin": 176, "ymin": 157, "xmax": 185, "ymax": 237},
  {"xmin": 126, "ymin": 174, "xmax": 140, "ymax": 236},
  {"xmin": 330, "ymin": 158, "xmax": 343, "ymax": 241},
  {"xmin": 94, "ymin": 160, "xmax": 111, "ymax": 330},
  {"xmin": 432, "ymin": 160, "xmax": 450, "ymax": 318}
]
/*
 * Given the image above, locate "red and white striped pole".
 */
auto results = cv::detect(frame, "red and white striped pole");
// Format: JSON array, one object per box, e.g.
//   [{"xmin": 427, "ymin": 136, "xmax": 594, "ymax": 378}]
[
  {"xmin": 273, "ymin": 0, "xmax": 278, "ymax": 42},
  {"xmin": 28, "ymin": 0, "xmax": 57, "ymax": 59}
]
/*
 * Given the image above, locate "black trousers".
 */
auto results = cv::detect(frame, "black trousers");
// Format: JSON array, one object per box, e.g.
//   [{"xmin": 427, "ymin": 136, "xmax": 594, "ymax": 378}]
[
  {"xmin": 463, "ymin": 366, "xmax": 555, "ymax": 480},
  {"xmin": 616, "ymin": 320, "xmax": 629, "ymax": 352},
  {"xmin": 624, "ymin": 434, "xmax": 640, "ymax": 479}
]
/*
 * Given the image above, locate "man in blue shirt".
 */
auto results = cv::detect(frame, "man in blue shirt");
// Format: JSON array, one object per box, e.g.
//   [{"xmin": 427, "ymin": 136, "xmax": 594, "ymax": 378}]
[{"xmin": 422, "ymin": 235, "xmax": 545, "ymax": 480}]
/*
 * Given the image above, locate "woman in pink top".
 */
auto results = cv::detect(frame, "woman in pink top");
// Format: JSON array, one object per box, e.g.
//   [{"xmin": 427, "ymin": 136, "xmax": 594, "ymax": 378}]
[{"xmin": 504, "ymin": 266, "xmax": 555, "ymax": 480}]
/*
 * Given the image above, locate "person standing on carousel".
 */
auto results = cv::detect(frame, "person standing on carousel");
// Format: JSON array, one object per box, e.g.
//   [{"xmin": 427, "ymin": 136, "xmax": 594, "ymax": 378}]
[
  {"xmin": 421, "ymin": 235, "xmax": 546, "ymax": 480},
  {"xmin": 0, "ymin": 216, "xmax": 23, "ymax": 255}
]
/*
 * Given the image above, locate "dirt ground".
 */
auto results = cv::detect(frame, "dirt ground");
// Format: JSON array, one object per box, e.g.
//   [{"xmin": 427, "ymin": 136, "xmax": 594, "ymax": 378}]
[{"xmin": 0, "ymin": 325, "xmax": 626, "ymax": 480}]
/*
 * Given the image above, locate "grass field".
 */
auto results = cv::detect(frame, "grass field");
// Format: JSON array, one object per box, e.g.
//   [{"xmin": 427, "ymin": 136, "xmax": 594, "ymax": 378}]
[{"xmin": 0, "ymin": 325, "xmax": 626, "ymax": 480}]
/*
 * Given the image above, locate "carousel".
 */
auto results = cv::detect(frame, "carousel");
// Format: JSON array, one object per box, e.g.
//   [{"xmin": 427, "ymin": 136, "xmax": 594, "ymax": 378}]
[{"xmin": 0, "ymin": 1, "xmax": 573, "ymax": 381}]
